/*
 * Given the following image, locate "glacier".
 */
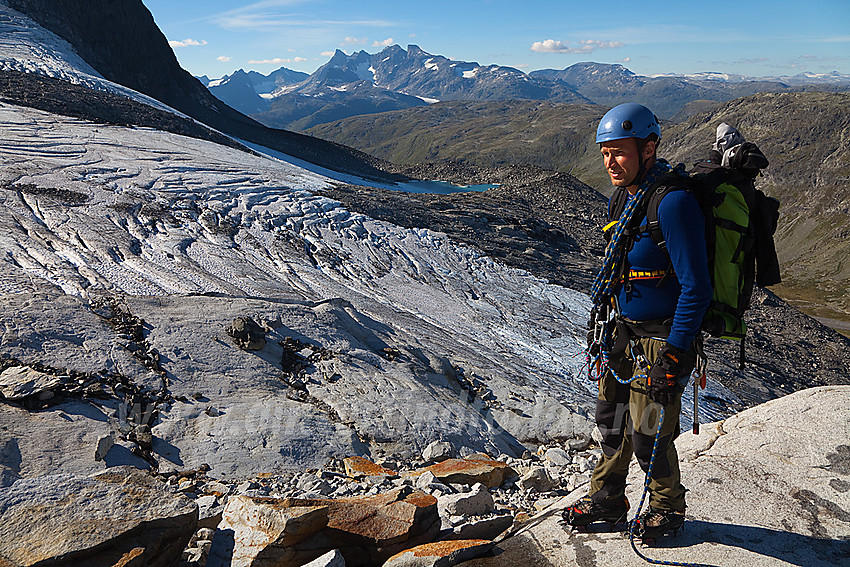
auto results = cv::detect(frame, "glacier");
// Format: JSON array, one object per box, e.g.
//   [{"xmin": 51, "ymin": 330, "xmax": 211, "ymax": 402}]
[{"xmin": 0, "ymin": 101, "xmax": 600, "ymax": 476}]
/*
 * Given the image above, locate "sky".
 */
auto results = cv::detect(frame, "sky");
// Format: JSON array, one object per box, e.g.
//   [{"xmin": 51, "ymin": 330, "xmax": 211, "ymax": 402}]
[{"xmin": 141, "ymin": 0, "xmax": 850, "ymax": 80}]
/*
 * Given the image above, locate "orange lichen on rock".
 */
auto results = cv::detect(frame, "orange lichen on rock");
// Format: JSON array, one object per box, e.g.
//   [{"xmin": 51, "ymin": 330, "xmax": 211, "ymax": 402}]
[
  {"xmin": 411, "ymin": 539, "xmax": 491, "ymax": 557},
  {"xmin": 421, "ymin": 457, "xmax": 517, "ymax": 488},
  {"xmin": 383, "ymin": 539, "xmax": 494, "ymax": 566},
  {"xmin": 343, "ymin": 455, "xmax": 397, "ymax": 477},
  {"xmin": 327, "ymin": 487, "xmax": 438, "ymax": 545}
]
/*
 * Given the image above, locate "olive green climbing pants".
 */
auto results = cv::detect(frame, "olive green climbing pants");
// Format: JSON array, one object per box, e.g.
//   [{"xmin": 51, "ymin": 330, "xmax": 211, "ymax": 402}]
[{"xmin": 589, "ymin": 335, "xmax": 687, "ymax": 513}]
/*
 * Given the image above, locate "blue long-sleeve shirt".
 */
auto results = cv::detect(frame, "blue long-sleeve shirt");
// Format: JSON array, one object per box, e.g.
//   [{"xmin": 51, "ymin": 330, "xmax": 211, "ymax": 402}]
[{"xmin": 614, "ymin": 189, "xmax": 712, "ymax": 350}]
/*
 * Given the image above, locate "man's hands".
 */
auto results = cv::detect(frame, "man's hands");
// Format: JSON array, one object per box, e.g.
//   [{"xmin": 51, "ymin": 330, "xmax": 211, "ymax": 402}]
[{"xmin": 647, "ymin": 343, "xmax": 695, "ymax": 406}]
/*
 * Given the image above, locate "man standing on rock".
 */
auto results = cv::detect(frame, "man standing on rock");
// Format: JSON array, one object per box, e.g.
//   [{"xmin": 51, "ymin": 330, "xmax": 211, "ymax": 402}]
[{"xmin": 565, "ymin": 103, "xmax": 712, "ymax": 539}]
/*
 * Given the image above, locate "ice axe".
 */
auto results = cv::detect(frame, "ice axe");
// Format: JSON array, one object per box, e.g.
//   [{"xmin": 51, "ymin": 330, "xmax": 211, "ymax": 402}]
[{"xmin": 692, "ymin": 358, "xmax": 707, "ymax": 434}]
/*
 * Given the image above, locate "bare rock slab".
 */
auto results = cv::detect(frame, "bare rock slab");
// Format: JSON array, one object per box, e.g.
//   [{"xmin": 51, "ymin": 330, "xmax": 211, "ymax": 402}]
[
  {"xmin": 0, "ymin": 466, "xmax": 197, "ymax": 567},
  {"xmin": 461, "ymin": 386, "xmax": 850, "ymax": 566},
  {"xmin": 384, "ymin": 540, "xmax": 494, "ymax": 567}
]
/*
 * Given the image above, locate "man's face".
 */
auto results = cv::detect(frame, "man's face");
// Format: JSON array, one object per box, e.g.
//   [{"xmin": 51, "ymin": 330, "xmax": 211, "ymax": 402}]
[{"xmin": 600, "ymin": 138, "xmax": 654, "ymax": 191}]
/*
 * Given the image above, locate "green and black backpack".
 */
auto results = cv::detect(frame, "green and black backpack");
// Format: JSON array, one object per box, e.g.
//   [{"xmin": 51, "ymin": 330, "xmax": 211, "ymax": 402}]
[{"xmin": 608, "ymin": 142, "xmax": 781, "ymax": 366}]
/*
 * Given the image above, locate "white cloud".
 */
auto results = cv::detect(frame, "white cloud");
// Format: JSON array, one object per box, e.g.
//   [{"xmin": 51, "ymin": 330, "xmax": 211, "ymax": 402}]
[
  {"xmin": 530, "ymin": 38, "xmax": 623, "ymax": 54},
  {"xmin": 217, "ymin": 55, "xmax": 232, "ymax": 62},
  {"xmin": 342, "ymin": 36, "xmax": 367, "ymax": 45},
  {"xmin": 373, "ymin": 38, "xmax": 394, "ymax": 47},
  {"xmin": 247, "ymin": 56, "xmax": 307, "ymax": 65},
  {"xmin": 169, "ymin": 38, "xmax": 208, "ymax": 48},
  {"xmin": 209, "ymin": 3, "xmax": 397, "ymax": 32},
  {"xmin": 321, "ymin": 51, "xmax": 335, "ymax": 57}
]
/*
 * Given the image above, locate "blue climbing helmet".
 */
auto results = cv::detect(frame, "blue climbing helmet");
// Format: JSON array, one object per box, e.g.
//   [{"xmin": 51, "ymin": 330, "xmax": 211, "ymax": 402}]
[{"xmin": 596, "ymin": 103, "xmax": 661, "ymax": 144}]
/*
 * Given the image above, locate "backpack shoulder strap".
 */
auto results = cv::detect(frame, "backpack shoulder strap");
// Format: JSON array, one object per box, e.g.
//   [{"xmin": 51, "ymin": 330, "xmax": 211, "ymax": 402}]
[
  {"xmin": 643, "ymin": 169, "xmax": 692, "ymax": 250},
  {"xmin": 608, "ymin": 186, "xmax": 629, "ymax": 223},
  {"xmin": 603, "ymin": 187, "xmax": 630, "ymax": 242}
]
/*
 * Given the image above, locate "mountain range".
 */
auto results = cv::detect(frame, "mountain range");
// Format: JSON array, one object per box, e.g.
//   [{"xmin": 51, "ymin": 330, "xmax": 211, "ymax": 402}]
[{"xmin": 205, "ymin": 44, "xmax": 850, "ymax": 130}]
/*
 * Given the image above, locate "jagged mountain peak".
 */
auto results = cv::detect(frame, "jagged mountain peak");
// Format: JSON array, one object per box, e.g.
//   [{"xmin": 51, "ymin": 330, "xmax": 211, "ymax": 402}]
[
  {"xmin": 327, "ymin": 48, "xmax": 352, "ymax": 65},
  {"xmin": 405, "ymin": 44, "xmax": 431, "ymax": 57}
]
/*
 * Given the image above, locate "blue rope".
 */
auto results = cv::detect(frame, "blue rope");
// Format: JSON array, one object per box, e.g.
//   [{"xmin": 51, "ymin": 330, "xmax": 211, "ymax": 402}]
[
  {"xmin": 590, "ymin": 160, "xmax": 673, "ymax": 307},
  {"xmin": 626, "ymin": 406, "xmax": 721, "ymax": 567}
]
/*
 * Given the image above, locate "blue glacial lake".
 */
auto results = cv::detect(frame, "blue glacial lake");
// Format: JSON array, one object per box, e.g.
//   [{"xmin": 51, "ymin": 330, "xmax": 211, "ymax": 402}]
[{"xmin": 392, "ymin": 180, "xmax": 498, "ymax": 194}]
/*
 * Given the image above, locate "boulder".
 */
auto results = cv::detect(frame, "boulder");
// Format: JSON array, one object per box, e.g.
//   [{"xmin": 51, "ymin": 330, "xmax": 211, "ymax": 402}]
[
  {"xmin": 422, "ymin": 441, "xmax": 454, "ymax": 463},
  {"xmin": 94, "ymin": 433, "xmax": 115, "ymax": 461},
  {"xmin": 543, "ymin": 448, "xmax": 570, "ymax": 467},
  {"xmin": 437, "ymin": 483, "xmax": 494, "ymax": 518},
  {"xmin": 422, "ymin": 458, "xmax": 516, "ymax": 488},
  {"xmin": 208, "ymin": 487, "xmax": 439, "ymax": 567},
  {"xmin": 567, "ymin": 435, "xmax": 591, "ymax": 452},
  {"xmin": 414, "ymin": 470, "xmax": 452, "ymax": 495},
  {"xmin": 226, "ymin": 317, "xmax": 267, "ymax": 351},
  {"xmin": 517, "ymin": 466, "xmax": 555, "ymax": 493},
  {"xmin": 0, "ymin": 365, "xmax": 62, "ymax": 400},
  {"xmin": 207, "ymin": 496, "xmax": 330, "ymax": 567},
  {"xmin": 196, "ymin": 494, "xmax": 226, "ymax": 529},
  {"xmin": 325, "ymin": 487, "xmax": 439, "ymax": 556},
  {"xmin": 0, "ymin": 467, "xmax": 197, "ymax": 567},
  {"xmin": 383, "ymin": 540, "xmax": 494, "ymax": 567}
]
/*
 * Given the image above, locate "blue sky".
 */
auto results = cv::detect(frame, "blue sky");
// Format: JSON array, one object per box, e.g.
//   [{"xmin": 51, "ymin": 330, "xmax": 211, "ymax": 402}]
[{"xmin": 142, "ymin": 0, "xmax": 850, "ymax": 79}]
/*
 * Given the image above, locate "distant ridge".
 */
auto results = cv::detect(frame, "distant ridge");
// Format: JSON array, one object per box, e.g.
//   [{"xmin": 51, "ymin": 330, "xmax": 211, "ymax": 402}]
[{"xmin": 205, "ymin": 43, "xmax": 850, "ymax": 130}]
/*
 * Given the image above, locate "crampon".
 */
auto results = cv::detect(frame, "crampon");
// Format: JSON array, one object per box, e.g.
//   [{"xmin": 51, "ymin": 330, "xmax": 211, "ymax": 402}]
[
  {"xmin": 563, "ymin": 495, "xmax": 630, "ymax": 530},
  {"xmin": 633, "ymin": 507, "xmax": 685, "ymax": 544}
]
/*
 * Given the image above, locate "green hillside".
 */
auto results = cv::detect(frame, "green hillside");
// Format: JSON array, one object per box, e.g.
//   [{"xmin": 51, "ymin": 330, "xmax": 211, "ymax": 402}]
[{"xmin": 306, "ymin": 100, "xmax": 613, "ymax": 189}]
